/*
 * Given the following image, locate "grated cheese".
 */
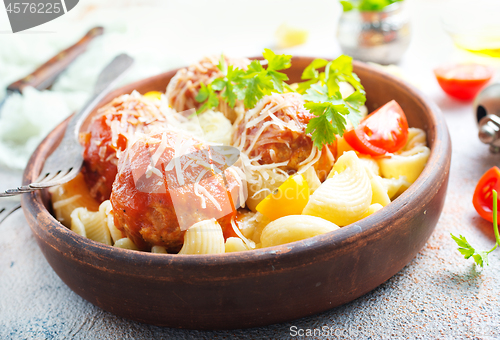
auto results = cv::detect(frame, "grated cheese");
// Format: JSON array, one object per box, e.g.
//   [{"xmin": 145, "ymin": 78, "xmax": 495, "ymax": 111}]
[
  {"xmin": 231, "ymin": 219, "xmax": 256, "ymax": 249},
  {"xmin": 198, "ymin": 184, "xmax": 222, "ymax": 212},
  {"xmin": 52, "ymin": 194, "xmax": 82, "ymax": 209}
]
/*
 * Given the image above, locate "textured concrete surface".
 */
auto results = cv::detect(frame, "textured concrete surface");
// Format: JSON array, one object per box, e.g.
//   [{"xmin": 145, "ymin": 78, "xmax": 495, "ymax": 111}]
[{"xmin": 2, "ymin": 0, "xmax": 500, "ymax": 339}]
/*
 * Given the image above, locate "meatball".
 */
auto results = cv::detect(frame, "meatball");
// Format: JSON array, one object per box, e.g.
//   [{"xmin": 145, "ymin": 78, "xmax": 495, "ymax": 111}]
[
  {"xmin": 110, "ymin": 131, "xmax": 242, "ymax": 252},
  {"xmin": 232, "ymin": 92, "xmax": 336, "ymax": 181},
  {"xmin": 166, "ymin": 55, "xmax": 250, "ymax": 122},
  {"xmin": 80, "ymin": 92, "xmax": 167, "ymax": 202}
]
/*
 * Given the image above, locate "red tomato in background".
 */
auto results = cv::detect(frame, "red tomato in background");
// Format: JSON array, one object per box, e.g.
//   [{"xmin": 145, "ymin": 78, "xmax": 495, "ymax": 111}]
[
  {"xmin": 344, "ymin": 100, "xmax": 409, "ymax": 157},
  {"xmin": 434, "ymin": 63, "xmax": 494, "ymax": 101},
  {"xmin": 473, "ymin": 166, "xmax": 500, "ymax": 223}
]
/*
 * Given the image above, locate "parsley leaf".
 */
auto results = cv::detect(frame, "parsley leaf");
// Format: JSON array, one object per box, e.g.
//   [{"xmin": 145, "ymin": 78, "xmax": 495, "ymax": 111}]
[
  {"xmin": 302, "ymin": 80, "xmax": 363, "ymax": 149},
  {"xmin": 344, "ymin": 90, "xmax": 366, "ymax": 126},
  {"xmin": 263, "ymin": 48, "xmax": 292, "ymax": 71},
  {"xmin": 451, "ymin": 234, "xmax": 476, "ymax": 259},
  {"xmin": 297, "ymin": 55, "xmax": 366, "ymax": 149},
  {"xmin": 196, "ymin": 50, "xmax": 292, "ymax": 111},
  {"xmin": 297, "ymin": 58, "xmax": 328, "ymax": 94},
  {"xmin": 302, "ymin": 58, "xmax": 328, "ymax": 80},
  {"xmin": 195, "ymin": 82, "xmax": 219, "ymax": 113},
  {"xmin": 305, "ymin": 114, "xmax": 337, "ymax": 149},
  {"xmin": 236, "ymin": 49, "xmax": 292, "ymax": 108},
  {"xmin": 326, "ymin": 55, "xmax": 364, "ymax": 95},
  {"xmin": 213, "ymin": 65, "xmax": 245, "ymax": 108},
  {"xmin": 451, "ymin": 189, "xmax": 500, "ymax": 268},
  {"xmin": 241, "ymin": 69, "xmax": 274, "ymax": 109}
]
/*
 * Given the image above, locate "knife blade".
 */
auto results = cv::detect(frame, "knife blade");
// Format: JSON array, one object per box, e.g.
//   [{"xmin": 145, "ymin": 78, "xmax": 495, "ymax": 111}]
[{"xmin": 0, "ymin": 26, "xmax": 104, "ymax": 115}]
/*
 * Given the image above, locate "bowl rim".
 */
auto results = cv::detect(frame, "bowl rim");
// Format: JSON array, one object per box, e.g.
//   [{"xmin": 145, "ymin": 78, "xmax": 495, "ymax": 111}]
[{"xmin": 22, "ymin": 58, "xmax": 450, "ymax": 270}]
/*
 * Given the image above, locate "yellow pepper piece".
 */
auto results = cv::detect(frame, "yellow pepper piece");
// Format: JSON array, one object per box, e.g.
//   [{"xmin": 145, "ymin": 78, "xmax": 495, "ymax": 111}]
[
  {"xmin": 143, "ymin": 91, "xmax": 163, "ymax": 101},
  {"xmin": 256, "ymin": 175, "xmax": 310, "ymax": 221}
]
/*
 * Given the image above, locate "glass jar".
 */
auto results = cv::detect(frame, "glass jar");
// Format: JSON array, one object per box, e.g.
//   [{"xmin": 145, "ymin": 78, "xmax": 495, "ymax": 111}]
[{"xmin": 336, "ymin": 2, "xmax": 411, "ymax": 65}]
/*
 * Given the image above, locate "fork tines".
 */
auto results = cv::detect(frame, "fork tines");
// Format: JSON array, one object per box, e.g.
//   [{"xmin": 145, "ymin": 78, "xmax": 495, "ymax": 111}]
[
  {"xmin": 0, "ymin": 166, "xmax": 80, "ymax": 197},
  {"xmin": 0, "ymin": 201, "xmax": 21, "ymax": 223}
]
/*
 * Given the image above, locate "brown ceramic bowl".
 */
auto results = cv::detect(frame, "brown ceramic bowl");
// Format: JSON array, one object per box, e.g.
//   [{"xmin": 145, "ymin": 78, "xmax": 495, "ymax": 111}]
[{"xmin": 21, "ymin": 57, "xmax": 451, "ymax": 330}]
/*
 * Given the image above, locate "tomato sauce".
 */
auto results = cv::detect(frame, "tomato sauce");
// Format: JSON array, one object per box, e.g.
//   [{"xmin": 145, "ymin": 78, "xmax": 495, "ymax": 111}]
[
  {"xmin": 80, "ymin": 94, "xmax": 166, "ymax": 202},
  {"xmin": 80, "ymin": 114, "xmax": 121, "ymax": 203},
  {"xmin": 110, "ymin": 132, "xmax": 241, "ymax": 252}
]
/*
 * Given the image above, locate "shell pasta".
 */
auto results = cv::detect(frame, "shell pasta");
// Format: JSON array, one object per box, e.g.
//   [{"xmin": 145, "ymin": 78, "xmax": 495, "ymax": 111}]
[
  {"xmin": 378, "ymin": 128, "xmax": 430, "ymax": 184},
  {"xmin": 70, "ymin": 202, "xmax": 112, "ymax": 246},
  {"xmin": 260, "ymin": 215, "xmax": 339, "ymax": 247},
  {"xmin": 302, "ymin": 151, "xmax": 372, "ymax": 226},
  {"xmin": 178, "ymin": 219, "xmax": 225, "ymax": 255},
  {"xmin": 70, "ymin": 200, "xmax": 130, "ymax": 247}
]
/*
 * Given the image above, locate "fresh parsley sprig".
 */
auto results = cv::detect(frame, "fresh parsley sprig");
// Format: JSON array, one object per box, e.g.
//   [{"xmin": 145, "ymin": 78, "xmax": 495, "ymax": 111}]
[
  {"xmin": 451, "ymin": 189, "xmax": 500, "ymax": 267},
  {"xmin": 300, "ymin": 55, "xmax": 366, "ymax": 149},
  {"xmin": 303, "ymin": 84, "xmax": 362, "ymax": 149},
  {"xmin": 195, "ymin": 82, "xmax": 219, "ymax": 113},
  {"xmin": 195, "ymin": 49, "xmax": 292, "ymax": 112}
]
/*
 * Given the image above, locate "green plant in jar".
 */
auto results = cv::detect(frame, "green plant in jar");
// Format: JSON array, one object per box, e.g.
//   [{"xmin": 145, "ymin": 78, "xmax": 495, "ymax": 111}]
[{"xmin": 340, "ymin": 0, "xmax": 403, "ymax": 12}]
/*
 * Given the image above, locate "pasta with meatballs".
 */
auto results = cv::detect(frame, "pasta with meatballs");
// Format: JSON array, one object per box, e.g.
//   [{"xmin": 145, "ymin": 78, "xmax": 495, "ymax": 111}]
[{"xmin": 50, "ymin": 51, "xmax": 430, "ymax": 253}]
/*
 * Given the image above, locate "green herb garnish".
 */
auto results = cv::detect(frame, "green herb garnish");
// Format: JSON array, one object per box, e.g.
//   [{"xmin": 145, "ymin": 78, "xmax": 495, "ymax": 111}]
[
  {"xmin": 196, "ymin": 49, "xmax": 292, "ymax": 113},
  {"xmin": 195, "ymin": 82, "xmax": 219, "ymax": 113},
  {"xmin": 195, "ymin": 50, "xmax": 366, "ymax": 150},
  {"xmin": 300, "ymin": 55, "xmax": 366, "ymax": 149},
  {"xmin": 340, "ymin": 0, "xmax": 403, "ymax": 12},
  {"xmin": 211, "ymin": 57, "xmax": 245, "ymax": 109},
  {"xmin": 303, "ymin": 84, "xmax": 362, "ymax": 149},
  {"xmin": 451, "ymin": 189, "xmax": 500, "ymax": 267}
]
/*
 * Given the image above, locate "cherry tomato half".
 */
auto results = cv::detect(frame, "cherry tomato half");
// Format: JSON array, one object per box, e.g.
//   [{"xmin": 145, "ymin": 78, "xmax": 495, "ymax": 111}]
[
  {"xmin": 343, "ymin": 100, "xmax": 409, "ymax": 157},
  {"xmin": 434, "ymin": 63, "xmax": 494, "ymax": 101},
  {"xmin": 473, "ymin": 166, "xmax": 500, "ymax": 223}
]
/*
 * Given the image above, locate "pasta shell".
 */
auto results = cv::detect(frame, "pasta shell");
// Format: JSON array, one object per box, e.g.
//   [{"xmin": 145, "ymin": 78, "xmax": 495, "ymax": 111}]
[
  {"xmin": 379, "ymin": 177, "xmax": 410, "ymax": 200},
  {"xmin": 151, "ymin": 245, "xmax": 168, "ymax": 253},
  {"xmin": 179, "ymin": 219, "xmax": 225, "ymax": 255},
  {"xmin": 114, "ymin": 238, "xmax": 139, "ymax": 250},
  {"xmin": 70, "ymin": 206, "xmax": 112, "ymax": 245},
  {"xmin": 359, "ymin": 156, "xmax": 380, "ymax": 176},
  {"xmin": 357, "ymin": 157, "xmax": 389, "ymax": 207},
  {"xmin": 225, "ymin": 237, "xmax": 251, "ymax": 253},
  {"xmin": 378, "ymin": 127, "xmax": 430, "ymax": 184},
  {"xmin": 303, "ymin": 151, "xmax": 372, "ymax": 226},
  {"xmin": 100, "ymin": 200, "xmax": 125, "ymax": 243},
  {"xmin": 378, "ymin": 145, "xmax": 430, "ymax": 184},
  {"xmin": 260, "ymin": 215, "xmax": 339, "ymax": 248},
  {"xmin": 198, "ymin": 110, "xmax": 233, "ymax": 145},
  {"xmin": 302, "ymin": 166, "xmax": 322, "ymax": 193},
  {"xmin": 403, "ymin": 128, "xmax": 427, "ymax": 151},
  {"xmin": 369, "ymin": 175, "xmax": 391, "ymax": 207},
  {"xmin": 361, "ymin": 203, "xmax": 384, "ymax": 219}
]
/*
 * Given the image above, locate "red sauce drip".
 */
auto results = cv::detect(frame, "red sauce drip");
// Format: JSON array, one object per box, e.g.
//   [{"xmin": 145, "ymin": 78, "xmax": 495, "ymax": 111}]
[{"xmin": 80, "ymin": 114, "xmax": 119, "ymax": 203}]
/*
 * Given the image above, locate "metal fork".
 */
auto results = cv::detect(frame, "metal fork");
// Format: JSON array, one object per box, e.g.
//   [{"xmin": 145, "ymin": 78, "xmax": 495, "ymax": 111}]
[
  {"xmin": 0, "ymin": 200, "xmax": 22, "ymax": 224},
  {"xmin": 0, "ymin": 53, "xmax": 134, "ymax": 197}
]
